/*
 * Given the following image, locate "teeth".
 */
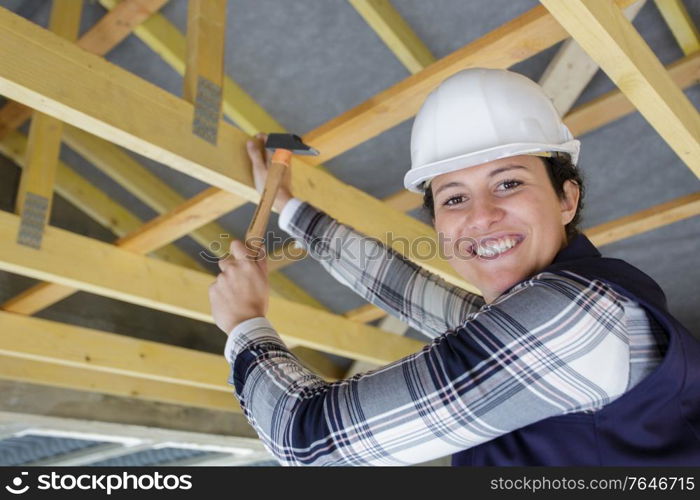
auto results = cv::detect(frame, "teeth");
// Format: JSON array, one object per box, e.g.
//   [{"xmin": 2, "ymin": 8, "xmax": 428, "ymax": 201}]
[{"xmin": 475, "ymin": 237, "xmax": 518, "ymax": 257}]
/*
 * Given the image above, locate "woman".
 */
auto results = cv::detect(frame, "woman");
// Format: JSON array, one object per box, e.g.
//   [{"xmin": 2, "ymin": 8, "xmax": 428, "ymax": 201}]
[{"xmin": 209, "ymin": 69, "xmax": 700, "ymax": 465}]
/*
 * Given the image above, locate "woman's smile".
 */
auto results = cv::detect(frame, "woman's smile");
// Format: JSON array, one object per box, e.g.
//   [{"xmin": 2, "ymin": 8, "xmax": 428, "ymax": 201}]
[{"xmin": 431, "ymin": 155, "xmax": 580, "ymax": 303}]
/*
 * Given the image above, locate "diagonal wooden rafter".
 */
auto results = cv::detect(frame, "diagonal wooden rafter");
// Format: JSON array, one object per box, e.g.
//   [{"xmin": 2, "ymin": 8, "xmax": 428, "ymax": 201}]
[
  {"xmin": 564, "ymin": 50, "xmax": 700, "ymax": 136},
  {"xmin": 654, "ymin": 0, "xmax": 700, "ymax": 55},
  {"xmin": 0, "ymin": 208, "xmax": 427, "ymax": 365},
  {"xmin": 539, "ymin": 0, "xmax": 647, "ymax": 116},
  {"xmin": 540, "ymin": 0, "xmax": 700, "ymax": 177},
  {"xmin": 585, "ymin": 192, "xmax": 700, "ymax": 247},
  {"xmin": 348, "ymin": 0, "xmax": 436, "ymax": 74}
]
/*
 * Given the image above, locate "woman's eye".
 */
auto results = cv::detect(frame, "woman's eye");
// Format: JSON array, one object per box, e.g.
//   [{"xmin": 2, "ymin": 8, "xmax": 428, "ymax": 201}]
[
  {"xmin": 443, "ymin": 195, "xmax": 466, "ymax": 206},
  {"xmin": 498, "ymin": 179, "xmax": 522, "ymax": 191}
]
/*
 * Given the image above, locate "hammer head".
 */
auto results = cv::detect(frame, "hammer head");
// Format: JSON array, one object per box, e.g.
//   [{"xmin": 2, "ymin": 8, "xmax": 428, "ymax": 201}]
[{"xmin": 265, "ymin": 133, "xmax": 319, "ymax": 156}]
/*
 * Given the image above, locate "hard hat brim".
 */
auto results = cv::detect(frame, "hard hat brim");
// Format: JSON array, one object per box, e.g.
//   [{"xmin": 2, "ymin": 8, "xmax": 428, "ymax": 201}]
[{"xmin": 403, "ymin": 140, "xmax": 581, "ymax": 193}]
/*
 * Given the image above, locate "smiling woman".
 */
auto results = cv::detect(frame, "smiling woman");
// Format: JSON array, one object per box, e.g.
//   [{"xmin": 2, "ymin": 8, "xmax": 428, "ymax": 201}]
[
  {"xmin": 425, "ymin": 154, "xmax": 583, "ymax": 303},
  {"xmin": 213, "ymin": 68, "xmax": 700, "ymax": 466}
]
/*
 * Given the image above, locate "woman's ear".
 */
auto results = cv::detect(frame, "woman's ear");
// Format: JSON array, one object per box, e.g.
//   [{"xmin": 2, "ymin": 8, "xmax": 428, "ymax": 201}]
[{"xmin": 560, "ymin": 179, "xmax": 580, "ymax": 226}]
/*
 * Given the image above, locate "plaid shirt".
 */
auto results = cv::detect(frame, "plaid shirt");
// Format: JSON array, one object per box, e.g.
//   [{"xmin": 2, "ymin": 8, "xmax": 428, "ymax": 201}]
[{"xmin": 224, "ymin": 199, "xmax": 666, "ymax": 466}]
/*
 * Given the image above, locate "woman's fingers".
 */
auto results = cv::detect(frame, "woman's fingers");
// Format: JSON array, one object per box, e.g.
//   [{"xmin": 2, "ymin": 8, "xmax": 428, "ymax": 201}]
[{"xmin": 247, "ymin": 137, "xmax": 266, "ymax": 168}]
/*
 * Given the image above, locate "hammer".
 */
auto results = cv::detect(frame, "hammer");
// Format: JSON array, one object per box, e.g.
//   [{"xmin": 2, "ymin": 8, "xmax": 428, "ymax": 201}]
[{"xmin": 244, "ymin": 133, "xmax": 319, "ymax": 259}]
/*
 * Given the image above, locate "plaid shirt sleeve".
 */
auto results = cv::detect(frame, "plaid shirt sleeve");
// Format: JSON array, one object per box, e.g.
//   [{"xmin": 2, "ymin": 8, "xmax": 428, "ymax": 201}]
[
  {"xmin": 225, "ymin": 270, "xmax": 630, "ymax": 466},
  {"xmin": 277, "ymin": 198, "xmax": 485, "ymax": 339}
]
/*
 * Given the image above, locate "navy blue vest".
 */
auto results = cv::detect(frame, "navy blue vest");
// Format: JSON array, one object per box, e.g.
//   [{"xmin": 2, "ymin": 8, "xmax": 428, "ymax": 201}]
[{"xmin": 452, "ymin": 233, "xmax": 700, "ymax": 466}]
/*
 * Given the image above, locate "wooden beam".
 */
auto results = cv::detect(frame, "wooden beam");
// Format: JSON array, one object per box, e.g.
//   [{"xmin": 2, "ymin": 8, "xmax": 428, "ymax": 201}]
[
  {"xmin": 585, "ymin": 192, "xmax": 700, "ymax": 247},
  {"xmin": 344, "ymin": 303, "xmax": 388, "ymax": 323},
  {"xmin": 15, "ymin": 113, "xmax": 63, "ymax": 245},
  {"xmin": 0, "ymin": 131, "xmax": 203, "ymax": 270},
  {"xmin": 79, "ymin": 0, "xmax": 169, "ymax": 55},
  {"xmin": 0, "ymin": 354, "xmax": 240, "ymax": 413},
  {"xmin": 654, "ymin": 0, "xmax": 700, "ymax": 55},
  {"xmin": 540, "ymin": 0, "xmax": 700, "ymax": 176},
  {"xmin": 0, "ymin": 8, "xmax": 474, "ymax": 292},
  {"xmin": 564, "ymin": 51, "xmax": 700, "ymax": 137},
  {"xmin": 348, "ymin": 0, "xmax": 435, "ymax": 74},
  {"xmin": 0, "ymin": 209, "xmax": 427, "ymax": 364},
  {"xmin": 0, "ymin": 0, "xmax": 168, "ymax": 142},
  {"xmin": 539, "ymin": 1, "xmax": 646, "ymax": 116},
  {"xmin": 100, "ymin": 0, "xmax": 285, "ymax": 136},
  {"xmin": 184, "ymin": 0, "xmax": 226, "ymax": 102},
  {"xmin": 0, "ymin": 309, "xmax": 243, "ymax": 413},
  {"xmin": 14, "ymin": 0, "xmax": 83, "ymax": 249},
  {"xmin": 184, "ymin": 0, "xmax": 226, "ymax": 144},
  {"xmin": 0, "ymin": 310, "xmax": 231, "ymax": 392},
  {"xmin": 0, "ymin": 185, "xmax": 323, "ymax": 317}
]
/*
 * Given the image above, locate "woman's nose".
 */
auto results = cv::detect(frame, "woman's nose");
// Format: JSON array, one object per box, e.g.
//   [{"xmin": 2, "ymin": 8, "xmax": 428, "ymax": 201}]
[{"xmin": 467, "ymin": 195, "xmax": 504, "ymax": 232}]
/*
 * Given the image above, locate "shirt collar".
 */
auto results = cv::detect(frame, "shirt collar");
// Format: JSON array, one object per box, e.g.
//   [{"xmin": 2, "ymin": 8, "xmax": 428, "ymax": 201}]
[{"xmin": 551, "ymin": 232, "xmax": 601, "ymax": 265}]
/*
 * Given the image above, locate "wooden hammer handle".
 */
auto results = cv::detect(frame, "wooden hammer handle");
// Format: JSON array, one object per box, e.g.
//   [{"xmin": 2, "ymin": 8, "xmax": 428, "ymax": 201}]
[{"xmin": 244, "ymin": 151, "xmax": 291, "ymax": 259}]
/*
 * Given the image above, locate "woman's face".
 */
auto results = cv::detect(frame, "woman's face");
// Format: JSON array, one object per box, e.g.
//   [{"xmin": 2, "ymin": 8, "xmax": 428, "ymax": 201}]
[{"xmin": 431, "ymin": 155, "xmax": 579, "ymax": 303}]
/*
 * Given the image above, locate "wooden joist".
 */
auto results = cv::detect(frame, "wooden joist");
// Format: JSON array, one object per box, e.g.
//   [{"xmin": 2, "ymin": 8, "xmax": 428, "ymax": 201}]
[
  {"xmin": 0, "ymin": 186, "xmax": 240, "ymax": 315},
  {"xmin": 564, "ymin": 51, "xmax": 700, "ymax": 137},
  {"xmin": 15, "ymin": 0, "xmax": 83, "ymax": 250},
  {"xmin": 0, "ymin": 310, "xmax": 231, "ymax": 392},
  {"xmin": 348, "ymin": 0, "xmax": 435, "ymax": 74},
  {"xmin": 539, "ymin": 0, "xmax": 646, "ymax": 116},
  {"xmin": 0, "ymin": 208, "xmax": 427, "ymax": 364},
  {"xmin": 540, "ymin": 0, "xmax": 700, "ymax": 177},
  {"xmin": 184, "ymin": 0, "xmax": 226, "ymax": 144},
  {"xmin": 654, "ymin": 0, "xmax": 700, "ymax": 55},
  {"xmin": 585, "ymin": 192, "xmax": 700, "ymax": 247},
  {"xmin": 0, "ymin": 311, "xmax": 242, "ymax": 413}
]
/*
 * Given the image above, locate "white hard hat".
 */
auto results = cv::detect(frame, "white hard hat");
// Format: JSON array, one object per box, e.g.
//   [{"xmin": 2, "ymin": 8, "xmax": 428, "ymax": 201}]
[{"xmin": 404, "ymin": 68, "xmax": 581, "ymax": 193}]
